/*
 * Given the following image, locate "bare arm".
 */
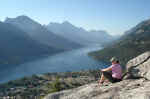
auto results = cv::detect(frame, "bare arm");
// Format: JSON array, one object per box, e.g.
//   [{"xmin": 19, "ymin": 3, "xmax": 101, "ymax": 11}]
[{"xmin": 101, "ymin": 66, "xmax": 112, "ymax": 72}]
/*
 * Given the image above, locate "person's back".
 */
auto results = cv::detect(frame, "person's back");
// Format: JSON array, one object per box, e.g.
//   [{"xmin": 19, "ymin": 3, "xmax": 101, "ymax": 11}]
[{"xmin": 111, "ymin": 63, "xmax": 122, "ymax": 79}]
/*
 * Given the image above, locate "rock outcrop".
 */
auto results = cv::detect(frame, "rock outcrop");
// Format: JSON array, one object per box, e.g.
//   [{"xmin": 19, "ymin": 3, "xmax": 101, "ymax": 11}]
[
  {"xmin": 44, "ymin": 51, "xmax": 150, "ymax": 99},
  {"xmin": 126, "ymin": 51, "xmax": 150, "ymax": 80}
]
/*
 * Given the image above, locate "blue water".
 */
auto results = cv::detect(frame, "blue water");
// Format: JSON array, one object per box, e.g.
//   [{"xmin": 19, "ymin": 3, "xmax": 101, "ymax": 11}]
[{"xmin": 0, "ymin": 46, "xmax": 108, "ymax": 83}]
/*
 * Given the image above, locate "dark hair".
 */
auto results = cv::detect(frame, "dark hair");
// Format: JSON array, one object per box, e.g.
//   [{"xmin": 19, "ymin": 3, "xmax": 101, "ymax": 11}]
[{"xmin": 116, "ymin": 60, "xmax": 119, "ymax": 63}]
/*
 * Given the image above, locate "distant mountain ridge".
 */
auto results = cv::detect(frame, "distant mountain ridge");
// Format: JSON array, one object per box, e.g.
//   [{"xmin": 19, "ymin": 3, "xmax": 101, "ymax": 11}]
[
  {"xmin": 46, "ymin": 21, "xmax": 115, "ymax": 46},
  {"xmin": 5, "ymin": 15, "xmax": 116, "ymax": 47},
  {"xmin": 5, "ymin": 15, "xmax": 82, "ymax": 50},
  {"xmin": 89, "ymin": 30, "xmax": 114, "ymax": 44}
]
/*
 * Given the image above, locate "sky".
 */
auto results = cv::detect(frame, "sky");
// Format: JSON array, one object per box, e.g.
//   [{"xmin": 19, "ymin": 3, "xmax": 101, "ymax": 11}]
[{"xmin": 0, "ymin": 0, "xmax": 150, "ymax": 35}]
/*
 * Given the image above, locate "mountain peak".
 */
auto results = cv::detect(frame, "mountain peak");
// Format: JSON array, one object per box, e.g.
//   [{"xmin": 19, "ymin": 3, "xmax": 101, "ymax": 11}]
[
  {"xmin": 5, "ymin": 15, "xmax": 30, "ymax": 21},
  {"xmin": 4, "ymin": 15, "xmax": 38, "ymax": 25},
  {"xmin": 62, "ymin": 21, "xmax": 73, "ymax": 26},
  {"xmin": 48, "ymin": 21, "xmax": 74, "ymax": 27},
  {"xmin": 90, "ymin": 30, "xmax": 107, "ymax": 33},
  {"xmin": 16, "ymin": 15, "xmax": 31, "ymax": 20},
  {"xmin": 4, "ymin": 15, "xmax": 42, "ymax": 29},
  {"xmin": 48, "ymin": 22, "xmax": 60, "ymax": 26}
]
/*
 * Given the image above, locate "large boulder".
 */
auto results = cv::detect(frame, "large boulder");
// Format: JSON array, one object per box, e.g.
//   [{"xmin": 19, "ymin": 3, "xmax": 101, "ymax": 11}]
[{"xmin": 126, "ymin": 51, "xmax": 150, "ymax": 79}]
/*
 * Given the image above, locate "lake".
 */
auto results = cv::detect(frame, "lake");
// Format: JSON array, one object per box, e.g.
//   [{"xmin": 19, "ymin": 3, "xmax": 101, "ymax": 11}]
[{"xmin": 0, "ymin": 46, "xmax": 108, "ymax": 83}]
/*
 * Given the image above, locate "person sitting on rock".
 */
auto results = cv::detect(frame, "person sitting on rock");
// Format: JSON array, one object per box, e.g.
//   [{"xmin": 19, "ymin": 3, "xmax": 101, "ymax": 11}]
[{"xmin": 99, "ymin": 57, "xmax": 122, "ymax": 85}]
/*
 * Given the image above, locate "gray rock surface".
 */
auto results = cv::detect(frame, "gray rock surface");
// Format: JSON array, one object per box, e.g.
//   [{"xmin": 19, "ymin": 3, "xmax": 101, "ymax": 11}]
[
  {"xmin": 126, "ymin": 51, "xmax": 150, "ymax": 79},
  {"xmin": 44, "ymin": 51, "xmax": 150, "ymax": 99},
  {"xmin": 44, "ymin": 79, "xmax": 150, "ymax": 99}
]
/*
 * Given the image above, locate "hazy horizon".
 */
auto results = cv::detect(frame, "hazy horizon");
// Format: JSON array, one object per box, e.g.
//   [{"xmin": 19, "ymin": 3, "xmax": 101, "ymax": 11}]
[{"xmin": 0, "ymin": 0, "xmax": 150, "ymax": 35}]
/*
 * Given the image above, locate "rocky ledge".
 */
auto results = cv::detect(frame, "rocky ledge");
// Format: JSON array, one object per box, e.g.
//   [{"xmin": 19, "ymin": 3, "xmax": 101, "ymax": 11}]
[{"xmin": 44, "ymin": 51, "xmax": 150, "ymax": 99}]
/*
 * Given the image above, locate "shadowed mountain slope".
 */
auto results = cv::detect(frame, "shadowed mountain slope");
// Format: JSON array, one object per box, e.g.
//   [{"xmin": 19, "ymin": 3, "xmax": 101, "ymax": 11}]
[
  {"xmin": 5, "ymin": 16, "xmax": 82, "ymax": 50},
  {"xmin": 89, "ymin": 18, "xmax": 150, "ymax": 65},
  {"xmin": 0, "ymin": 22, "xmax": 63, "ymax": 69}
]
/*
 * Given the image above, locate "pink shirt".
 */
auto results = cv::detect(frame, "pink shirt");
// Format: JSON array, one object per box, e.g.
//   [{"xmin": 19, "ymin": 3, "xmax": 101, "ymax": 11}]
[{"xmin": 111, "ymin": 64, "xmax": 122, "ymax": 79}]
